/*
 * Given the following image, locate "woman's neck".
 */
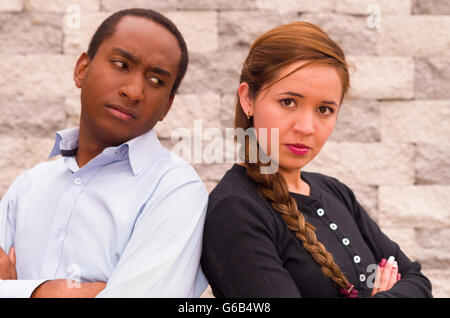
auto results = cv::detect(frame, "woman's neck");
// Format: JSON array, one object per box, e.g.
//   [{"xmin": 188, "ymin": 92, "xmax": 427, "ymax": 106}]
[{"xmin": 278, "ymin": 167, "xmax": 310, "ymax": 196}]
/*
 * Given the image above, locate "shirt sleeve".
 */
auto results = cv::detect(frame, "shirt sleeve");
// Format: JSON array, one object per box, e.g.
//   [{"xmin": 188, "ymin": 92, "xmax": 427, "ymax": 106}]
[
  {"xmin": 0, "ymin": 279, "xmax": 48, "ymax": 298},
  {"xmin": 96, "ymin": 165, "xmax": 208, "ymax": 298},
  {"xmin": 337, "ymin": 181, "xmax": 433, "ymax": 298},
  {"xmin": 0, "ymin": 171, "xmax": 49, "ymax": 298},
  {"xmin": 201, "ymin": 194, "xmax": 302, "ymax": 298}
]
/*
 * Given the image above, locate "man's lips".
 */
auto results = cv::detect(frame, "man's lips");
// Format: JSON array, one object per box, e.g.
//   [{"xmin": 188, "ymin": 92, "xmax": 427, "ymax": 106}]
[
  {"xmin": 105, "ymin": 104, "xmax": 137, "ymax": 120},
  {"xmin": 285, "ymin": 143, "xmax": 311, "ymax": 156}
]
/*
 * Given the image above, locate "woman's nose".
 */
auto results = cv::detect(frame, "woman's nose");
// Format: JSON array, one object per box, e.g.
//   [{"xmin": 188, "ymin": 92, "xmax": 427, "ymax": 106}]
[{"xmin": 291, "ymin": 110, "xmax": 315, "ymax": 136}]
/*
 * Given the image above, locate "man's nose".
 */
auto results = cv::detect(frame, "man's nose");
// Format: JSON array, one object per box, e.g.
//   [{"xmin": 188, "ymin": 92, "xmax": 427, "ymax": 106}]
[{"xmin": 119, "ymin": 74, "xmax": 144, "ymax": 103}]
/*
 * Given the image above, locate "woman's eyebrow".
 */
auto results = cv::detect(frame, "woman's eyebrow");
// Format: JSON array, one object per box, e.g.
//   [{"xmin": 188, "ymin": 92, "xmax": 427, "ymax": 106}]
[
  {"xmin": 278, "ymin": 91, "xmax": 337, "ymax": 106},
  {"xmin": 111, "ymin": 46, "xmax": 172, "ymax": 78}
]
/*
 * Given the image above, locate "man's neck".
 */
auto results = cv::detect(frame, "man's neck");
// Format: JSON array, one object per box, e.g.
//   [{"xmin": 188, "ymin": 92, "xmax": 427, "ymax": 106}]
[{"xmin": 75, "ymin": 126, "xmax": 110, "ymax": 168}]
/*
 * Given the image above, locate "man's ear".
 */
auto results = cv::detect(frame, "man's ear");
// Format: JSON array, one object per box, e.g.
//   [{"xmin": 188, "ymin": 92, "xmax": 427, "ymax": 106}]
[
  {"xmin": 158, "ymin": 95, "xmax": 175, "ymax": 121},
  {"xmin": 238, "ymin": 82, "xmax": 253, "ymax": 117},
  {"xmin": 73, "ymin": 52, "xmax": 90, "ymax": 88}
]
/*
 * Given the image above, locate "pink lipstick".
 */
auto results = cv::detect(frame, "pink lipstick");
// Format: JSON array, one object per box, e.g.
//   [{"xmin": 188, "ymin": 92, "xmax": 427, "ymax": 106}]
[{"xmin": 285, "ymin": 144, "xmax": 310, "ymax": 156}]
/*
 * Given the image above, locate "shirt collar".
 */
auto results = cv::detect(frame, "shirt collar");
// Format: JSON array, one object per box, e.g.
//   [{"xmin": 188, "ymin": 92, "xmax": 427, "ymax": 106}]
[{"xmin": 49, "ymin": 128, "xmax": 162, "ymax": 176}]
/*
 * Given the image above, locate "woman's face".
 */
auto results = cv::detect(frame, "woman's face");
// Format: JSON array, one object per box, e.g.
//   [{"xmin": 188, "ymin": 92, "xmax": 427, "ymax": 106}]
[{"xmin": 239, "ymin": 61, "xmax": 343, "ymax": 173}]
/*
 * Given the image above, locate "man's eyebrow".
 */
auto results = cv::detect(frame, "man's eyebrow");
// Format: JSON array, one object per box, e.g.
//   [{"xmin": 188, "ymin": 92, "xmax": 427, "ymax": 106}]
[
  {"xmin": 278, "ymin": 91, "xmax": 337, "ymax": 106},
  {"xmin": 111, "ymin": 47, "xmax": 172, "ymax": 78}
]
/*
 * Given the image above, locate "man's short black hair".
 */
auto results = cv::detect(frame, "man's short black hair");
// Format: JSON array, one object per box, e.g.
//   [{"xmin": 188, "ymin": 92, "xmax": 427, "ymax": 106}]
[{"xmin": 87, "ymin": 8, "xmax": 188, "ymax": 97}]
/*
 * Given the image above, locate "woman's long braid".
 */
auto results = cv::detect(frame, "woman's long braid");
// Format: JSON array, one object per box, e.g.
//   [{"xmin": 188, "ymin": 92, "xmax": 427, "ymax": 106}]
[{"xmin": 245, "ymin": 163, "xmax": 351, "ymax": 290}]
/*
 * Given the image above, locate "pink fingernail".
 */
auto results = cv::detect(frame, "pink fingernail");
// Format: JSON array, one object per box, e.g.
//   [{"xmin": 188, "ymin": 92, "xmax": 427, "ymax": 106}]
[
  {"xmin": 397, "ymin": 273, "xmax": 401, "ymax": 281},
  {"xmin": 380, "ymin": 258, "xmax": 387, "ymax": 268}
]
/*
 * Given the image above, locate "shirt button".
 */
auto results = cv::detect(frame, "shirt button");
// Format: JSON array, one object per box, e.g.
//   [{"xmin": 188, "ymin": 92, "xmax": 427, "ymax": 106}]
[
  {"xmin": 317, "ymin": 208, "xmax": 325, "ymax": 216},
  {"xmin": 359, "ymin": 274, "xmax": 366, "ymax": 282},
  {"xmin": 329, "ymin": 223, "xmax": 337, "ymax": 230},
  {"xmin": 342, "ymin": 238, "xmax": 350, "ymax": 246},
  {"xmin": 74, "ymin": 178, "xmax": 82, "ymax": 185},
  {"xmin": 354, "ymin": 255, "xmax": 361, "ymax": 263},
  {"xmin": 55, "ymin": 228, "xmax": 65, "ymax": 239}
]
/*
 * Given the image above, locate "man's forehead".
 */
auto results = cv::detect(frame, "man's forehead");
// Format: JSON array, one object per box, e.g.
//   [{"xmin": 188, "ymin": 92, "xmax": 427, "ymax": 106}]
[{"xmin": 98, "ymin": 16, "xmax": 181, "ymax": 67}]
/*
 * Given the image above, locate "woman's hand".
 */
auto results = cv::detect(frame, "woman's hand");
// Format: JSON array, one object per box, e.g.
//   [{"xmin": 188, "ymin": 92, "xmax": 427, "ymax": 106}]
[{"xmin": 371, "ymin": 256, "xmax": 401, "ymax": 296}]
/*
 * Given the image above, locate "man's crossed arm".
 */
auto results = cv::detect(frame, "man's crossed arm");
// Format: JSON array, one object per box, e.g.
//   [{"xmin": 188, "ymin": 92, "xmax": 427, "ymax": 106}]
[{"xmin": 0, "ymin": 247, "xmax": 105, "ymax": 298}]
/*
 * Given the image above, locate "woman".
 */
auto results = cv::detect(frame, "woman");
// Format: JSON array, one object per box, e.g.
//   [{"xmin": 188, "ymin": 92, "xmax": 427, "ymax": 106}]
[{"xmin": 200, "ymin": 22, "xmax": 432, "ymax": 298}]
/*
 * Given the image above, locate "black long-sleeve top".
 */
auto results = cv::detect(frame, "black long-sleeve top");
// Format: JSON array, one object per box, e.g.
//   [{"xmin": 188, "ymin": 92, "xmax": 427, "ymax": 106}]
[{"xmin": 201, "ymin": 164, "xmax": 433, "ymax": 298}]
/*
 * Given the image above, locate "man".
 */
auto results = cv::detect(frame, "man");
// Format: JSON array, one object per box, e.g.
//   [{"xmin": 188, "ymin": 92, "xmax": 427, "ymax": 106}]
[{"xmin": 0, "ymin": 8, "xmax": 208, "ymax": 297}]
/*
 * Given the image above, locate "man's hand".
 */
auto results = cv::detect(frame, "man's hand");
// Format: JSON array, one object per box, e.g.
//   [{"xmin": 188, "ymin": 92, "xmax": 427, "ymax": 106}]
[
  {"xmin": 0, "ymin": 246, "xmax": 17, "ymax": 280},
  {"xmin": 31, "ymin": 279, "xmax": 106, "ymax": 298}
]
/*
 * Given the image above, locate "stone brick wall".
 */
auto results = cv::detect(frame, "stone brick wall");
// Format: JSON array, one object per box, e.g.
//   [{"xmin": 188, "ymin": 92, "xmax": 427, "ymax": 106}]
[{"xmin": 0, "ymin": 0, "xmax": 449, "ymax": 297}]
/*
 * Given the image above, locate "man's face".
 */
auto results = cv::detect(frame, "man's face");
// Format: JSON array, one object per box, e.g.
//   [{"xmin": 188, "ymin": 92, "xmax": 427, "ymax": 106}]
[{"xmin": 74, "ymin": 16, "xmax": 181, "ymax": 146}]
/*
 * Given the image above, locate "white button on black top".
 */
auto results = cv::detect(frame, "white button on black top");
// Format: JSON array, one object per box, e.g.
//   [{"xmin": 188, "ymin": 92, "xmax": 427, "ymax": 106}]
[
  {"xmin": 74, "ymin": 178, "xmax": 82, "ymax": 185},
  {"xmin": 342, "ymin": 238, "xmax": 350, "ymax": 246},
  {"xmin": 329, "ymin": 223, "xmax": 337, "ymax": 230},
  {"xmin": 359, "ymin": 274, "xmax": 366, "ymax": 282},
  {"xmin": 353, "ymin": 255, "xmax": 361, "ymax": 263},
  {"xmin": 317, "ymin": 208, "xmax": 325, "ymax": 216}
]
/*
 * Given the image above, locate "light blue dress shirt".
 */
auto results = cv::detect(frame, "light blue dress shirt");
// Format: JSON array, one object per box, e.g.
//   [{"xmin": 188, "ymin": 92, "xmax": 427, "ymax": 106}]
[{"xmin": 0, "ymin": 128, "xmax": 209, "ymax": 297}]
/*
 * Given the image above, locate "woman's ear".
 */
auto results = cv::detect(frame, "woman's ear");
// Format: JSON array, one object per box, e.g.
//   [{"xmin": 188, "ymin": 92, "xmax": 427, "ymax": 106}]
[
  {"xmin": 238, "ymin": 82, "xmax": 253, "ymax": 117},
  {"xmin": 73, "ymin": 52, "xmax": 90, "ymax": 88}
]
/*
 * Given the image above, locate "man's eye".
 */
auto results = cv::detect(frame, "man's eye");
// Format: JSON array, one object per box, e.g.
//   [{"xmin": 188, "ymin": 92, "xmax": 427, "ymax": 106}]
[
  {"xmin": 111, "ymin": 60, "xmax": 128, "ymax": 70},
  {"xmin": 280, "ymin": 98, "xmax": 296, "ymax": 108},
  {"xmin": 148, "ymin": 76, "xmax": 163, "ymax": 86}
]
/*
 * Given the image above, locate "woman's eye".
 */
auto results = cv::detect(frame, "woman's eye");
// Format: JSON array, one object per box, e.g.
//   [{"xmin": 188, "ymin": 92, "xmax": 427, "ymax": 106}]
[
  {"xmin": 317, "ymin": 106, "xmax": 334, "ymax": 115},
  {"xmin": 280, "ymin": 98, "xmax": 296, "ymax": 108}
]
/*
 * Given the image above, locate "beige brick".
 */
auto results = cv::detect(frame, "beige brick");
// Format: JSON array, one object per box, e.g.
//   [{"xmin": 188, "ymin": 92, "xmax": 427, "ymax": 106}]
[
  {"xmin": 378, "ymin": 16, "xmax": 450, "ymax": 57},
  {"xmin": 380, "ymin": 100, "xmax": 450, "ymax": 143},
  {"xmin": 155, "ymin": 94, "xmax": 222, "ymax": 139},
  {"xmin": 416, "ymin": 228, "xmax": 450, "ymax": 271},
  {"xmin": 305, "ymin": 142, "xmax": 415, "ymax": 186},
  {"xmin": 102, "ymin": 0, "xmax": 256, "ymax": 11},
  {"xmin": 64, "ymin": 94, "xmax": 81, "ymax": 129},
  {"xmin": 412, "ymin": 0, "xmax": 450, "ymax": 14},
  {"xmin": 200, "ymin": 285, "xmax": 214, "ymax": 298},
  {"xmin": 300, "ymin": 13, "xmax": 376, "ymax": 55},
  {"xmin": 0, "ymin": 136, "xmax": 56, "ymax": 197},
  {"xmin": 0, "ymin": 0, "xmax": 23, "ymax": 12},
  {"xmin": 0, "ymin": 96, "xmax": 66, "ymax": 138},
  {"xmin": 63, "ymin": 11, "xmax": 109, "ymax": 55},
  {"xmin": 25, "ymin": 0, "xmax": 100, "ymax": 12},
  {"xmin": 256, "ymin": 0, "xmax": 334, "ymax": 13},
  {"xmin": 347, "ymin": 56, "xmax": 414, "ymax": 100},
  {"xmin": 204, "ymin": 181, "xmax": 219, "ymax": 194},
  {"xmin": 0, "ymin": 13, "xmax": 63, "ymax": 54},
  {"xmin": 192, "ymin": 163, "xmax": 233, "ymax": 182},
  {"xmin": 164, "ymin": 11, "xmax": 218, "ymax": 53},
  {"xmin": 220, "ymin": 94, "xmax": 237, "ymax": 129},
  {"xmin": 379, "ymin": 227, "xmax": 416, "ymax": 260},
  {"xmin": 421, "ymin": 269, "xmax": 450, "ymax": 298},
  {"xmin": 379, "ymin": 185, "xmax": 450, "ymax": 228},
  {"xmin": 0, "ymin": 54, "xmax": 78, "ymax": 99},
  {"xmin": 331, "ymin": 99, "xmax": 380, "ymax": 142},
  {"xmin": 218, "ymin": 10, "xmax": 298, "ymax": 51},
  {"xmin": 334, "ymin": 0, "xmax": 411, "ymax": 15},
  {"xmin": 415, "ymin": 57, "xmax": 450, "ymax": 99},
  {"xmin": 416, "ymin": 143, "xmax": 450, "ymax": 185},
  {"xmin": 178, "ymin": 50, "xmax": 246, "ymax": 95}
]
